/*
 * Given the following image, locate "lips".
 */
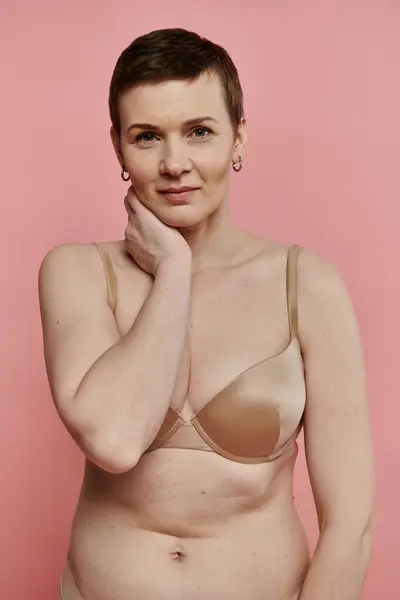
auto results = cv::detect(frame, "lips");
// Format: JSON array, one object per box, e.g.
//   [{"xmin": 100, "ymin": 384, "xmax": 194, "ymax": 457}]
[
  {"xmin": 159, "ymin": 187, "xmax": 198, "ymax": 193},
  {"xmin": 158, "ymin": 186, "xmax": 199, "ymax": 204}
]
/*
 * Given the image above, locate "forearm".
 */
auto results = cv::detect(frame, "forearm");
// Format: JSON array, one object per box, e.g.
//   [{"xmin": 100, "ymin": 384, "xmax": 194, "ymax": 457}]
[
  {"xmin": 299, "ymin": 523, "xmax": 374, "ymax": 600},
  {"xmin": 68, "ymin": 257, "xmax": 192, "ymax": 470}
]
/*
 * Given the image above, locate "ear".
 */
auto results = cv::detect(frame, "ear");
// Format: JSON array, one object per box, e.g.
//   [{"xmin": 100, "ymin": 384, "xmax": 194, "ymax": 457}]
[
  {"xmin": 232, "ymin": 117, "xmax": 247, "ymax": 163},
  {"xmin": 110, "ymin": 126, "xmax": 124, "ymax": 167}
]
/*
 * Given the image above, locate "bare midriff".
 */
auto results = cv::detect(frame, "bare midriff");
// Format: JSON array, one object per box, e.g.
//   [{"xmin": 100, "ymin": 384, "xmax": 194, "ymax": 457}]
[{"xmin": 66, "ymin": 444, "xmax": 310, "ymax": 600}]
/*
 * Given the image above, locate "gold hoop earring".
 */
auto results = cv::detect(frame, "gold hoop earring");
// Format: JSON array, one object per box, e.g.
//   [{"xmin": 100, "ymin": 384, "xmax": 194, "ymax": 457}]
[
  {"xmin": 232, "ymin": 157, "xmax": 243, "ymax": 172},
  {"xmin": 121, "ymin": 167, "xmax": 130, "ymax": 182}
]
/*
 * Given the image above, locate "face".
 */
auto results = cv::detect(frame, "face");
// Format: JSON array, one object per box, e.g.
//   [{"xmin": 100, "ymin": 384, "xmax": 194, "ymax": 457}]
[{"xmin": 111, "ymin": 72, "xmax": 246, "ymax": 227}]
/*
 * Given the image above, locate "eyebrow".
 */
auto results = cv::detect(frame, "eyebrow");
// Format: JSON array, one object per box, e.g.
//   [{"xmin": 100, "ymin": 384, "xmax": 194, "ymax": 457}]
[{"xmin": 127, "ymin": 116, "xmax": 218, "ymax": 132}]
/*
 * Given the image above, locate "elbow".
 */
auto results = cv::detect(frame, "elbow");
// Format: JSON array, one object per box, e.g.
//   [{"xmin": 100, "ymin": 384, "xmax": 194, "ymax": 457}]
[
  {"xmin": 82, "ymin": 430, "xmax": 143, "ymax": 474},
  {"xmin": 61, "ymin": 405, "xmax": 142, "ymax": 474},
  {"xmin": 94, "ymin": 452, "xmax": 139, "ymax": 475},
  {"xmin": 361, "ymin": 513, "xmax": 376, "ymax": 554},
  {"xmin": 321, "ymin": 512, "xmax": 376, "ymax": 558},
  {"xmin": 354, "ymin": 518, "xmax": 375, "ymax": 571}
]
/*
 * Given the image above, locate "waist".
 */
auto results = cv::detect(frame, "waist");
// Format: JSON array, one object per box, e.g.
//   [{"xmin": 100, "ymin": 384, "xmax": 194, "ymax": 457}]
[
  {"xmin": 67, "ymin": 502, "xmax": 309, "ymax": 600},
  {"xmin": 79, "ymin": 446, "xmax": 298, "ymax": 536}
]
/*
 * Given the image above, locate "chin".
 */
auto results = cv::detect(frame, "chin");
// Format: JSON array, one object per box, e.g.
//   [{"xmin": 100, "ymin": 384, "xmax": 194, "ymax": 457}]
[{"xmin": 156, "ymin": 203, "xmax": 213, "ymax": 228}]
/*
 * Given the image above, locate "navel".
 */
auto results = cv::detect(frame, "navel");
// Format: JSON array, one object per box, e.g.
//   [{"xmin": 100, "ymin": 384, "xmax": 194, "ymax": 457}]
[{"xmin": 170, "ymin": 543, "xmax": 187, "ymax": 562}]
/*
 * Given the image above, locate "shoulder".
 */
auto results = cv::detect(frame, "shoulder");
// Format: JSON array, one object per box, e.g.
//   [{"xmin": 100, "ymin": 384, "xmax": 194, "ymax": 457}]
[
  {"xmin": 295, "ymin": 246, "xmax": 361, "ymax": 350},
  {"xmin": 38, "ymin": 239, "xmax": 135, "ymax": 307},
  {"xmin": 39, "ymin": 239, "xmax": 125, "ymax": 276},
  {"xmin": 39, "ymin": 242, "xmax": 99, "ymax": 284},
  {"xmin": 38, "ymin": 241, "xmax": 121, "ymax": 306},
  {"xmin": 296, "ymin": 245, "xmax": 352, "ymax": 306},
  {"xmin": 255, "ymin": 240, "xmax": 347, "ymax": 295}
]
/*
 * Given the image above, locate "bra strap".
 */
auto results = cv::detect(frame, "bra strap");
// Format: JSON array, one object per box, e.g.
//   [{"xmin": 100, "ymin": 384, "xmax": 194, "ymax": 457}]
[
  {"xmin": 286, "ymin": 245, "xmax": 300, "ymax": 339},
  {"xmin": 93, "ymin": 243, "xmax": 117, "ymax": 314}
]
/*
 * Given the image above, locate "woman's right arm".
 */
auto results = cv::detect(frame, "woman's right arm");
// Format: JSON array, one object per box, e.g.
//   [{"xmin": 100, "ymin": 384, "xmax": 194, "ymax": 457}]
[{"xmin": 39, "ymin": 243, "xmax": 191, "ymax": 474}]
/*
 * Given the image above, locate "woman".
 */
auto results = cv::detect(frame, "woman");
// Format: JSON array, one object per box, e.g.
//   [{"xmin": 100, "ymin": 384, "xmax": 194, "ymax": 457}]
[{"xmin": 39, "ymin": 28, "xmax": 375, "ymax": 600}]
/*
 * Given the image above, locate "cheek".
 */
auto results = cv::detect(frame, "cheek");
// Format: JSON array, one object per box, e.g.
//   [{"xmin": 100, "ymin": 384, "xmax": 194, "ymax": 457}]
[
  {"xmin": 124, "ymin": 149, "xmax": 158, "ymax": 185},
  {"xmin": 200, "ymin": 152, "xmax": 232, "ymax": 183},
  {"xmin": 195, "ymin": 140, "xmax": 232, "ymax": 176}
]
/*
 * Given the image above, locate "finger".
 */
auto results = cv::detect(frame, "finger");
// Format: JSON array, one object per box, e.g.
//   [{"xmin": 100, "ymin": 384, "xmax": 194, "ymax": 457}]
[
  {"xmin": 123, "ymin": 236, "xmax": 132, "ymax": 255},
  {"xmin": 124, "ymin": 222, "xmax": 137, "ymax": 241},
  {"xmin": 126, "ymin": 186, "xmax": 139, "ymax": 208},
  {"xmin": 124, "ymin": 196, "xmax": 136, "ymax": 218},
  {"xmin": 130, "ymin": 193, "xmax": 151, "ymax": 217}
]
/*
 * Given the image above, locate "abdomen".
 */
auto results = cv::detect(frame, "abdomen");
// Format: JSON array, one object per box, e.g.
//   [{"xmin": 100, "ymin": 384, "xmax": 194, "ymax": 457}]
[{"xmin": 67, "ymin": 450, "xmax": 309, "ymax": 600}]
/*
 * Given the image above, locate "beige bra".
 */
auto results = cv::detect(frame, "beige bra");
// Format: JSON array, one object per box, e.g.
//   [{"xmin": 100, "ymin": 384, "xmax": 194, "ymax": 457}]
[{"xmin": 94, "ymin": 243, "xmax": 306, "ymax": 465}]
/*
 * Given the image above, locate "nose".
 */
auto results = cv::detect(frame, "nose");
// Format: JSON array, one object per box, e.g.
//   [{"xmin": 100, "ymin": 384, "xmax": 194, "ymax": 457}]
[{"xmin": 160, "ymin": 139, "xmax": 192, "ymax": 176}]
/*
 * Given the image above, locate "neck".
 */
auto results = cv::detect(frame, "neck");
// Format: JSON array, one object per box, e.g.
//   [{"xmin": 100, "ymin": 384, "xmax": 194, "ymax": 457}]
[{"xmin": 177, "ymin": 200, "xmax": 243, "ymax": 274}]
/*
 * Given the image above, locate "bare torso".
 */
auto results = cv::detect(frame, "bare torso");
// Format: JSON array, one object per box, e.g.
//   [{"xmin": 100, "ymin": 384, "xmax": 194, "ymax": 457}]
[{"xmin": 60, "ymin": 236, "xmax": 310, "ymax": 600}]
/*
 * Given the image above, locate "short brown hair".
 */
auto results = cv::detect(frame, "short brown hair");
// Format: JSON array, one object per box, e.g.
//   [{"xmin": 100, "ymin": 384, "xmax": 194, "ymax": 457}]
[{"xmin": 109, "ymin": 28, "xmax": 244, "ymax": 135}]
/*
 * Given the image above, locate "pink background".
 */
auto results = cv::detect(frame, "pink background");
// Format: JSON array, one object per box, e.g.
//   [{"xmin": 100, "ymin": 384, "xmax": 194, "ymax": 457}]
[{"xmin": 1, "ymin": 1, "xmax": 398, "ymax": 598}]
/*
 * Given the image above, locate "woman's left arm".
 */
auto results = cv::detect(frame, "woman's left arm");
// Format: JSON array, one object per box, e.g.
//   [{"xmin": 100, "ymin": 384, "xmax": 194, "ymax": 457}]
[{"xmin": 297, "ymin": 248, "xmax": 375, "ymax": 600}]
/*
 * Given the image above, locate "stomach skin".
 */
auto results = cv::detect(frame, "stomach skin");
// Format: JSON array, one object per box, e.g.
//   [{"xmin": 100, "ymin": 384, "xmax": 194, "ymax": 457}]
[{"xmin": 65, "ymin": 444, "xmax": 310, "ymax": 600}]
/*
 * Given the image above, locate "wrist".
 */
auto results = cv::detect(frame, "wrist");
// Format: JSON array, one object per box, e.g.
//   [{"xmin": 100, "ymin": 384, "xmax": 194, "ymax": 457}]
[{"xmin": 155, "ymin": 253, "xmax": 192, "ymax": 279}]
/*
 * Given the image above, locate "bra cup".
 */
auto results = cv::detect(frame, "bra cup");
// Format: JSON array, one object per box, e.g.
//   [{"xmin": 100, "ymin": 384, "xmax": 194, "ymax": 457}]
[
  {"xmin": 194, "ymin": 364, "xmax": 282, "ymax": 459},
  {"xmin": 145, "ymin": 339, "xmax": 306, "ymax": 462}
]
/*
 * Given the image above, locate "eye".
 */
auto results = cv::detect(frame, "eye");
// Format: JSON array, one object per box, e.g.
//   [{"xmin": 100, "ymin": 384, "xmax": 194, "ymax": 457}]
[
  {"xmin": 136, "ymin": 132, "xmax": 157, "ymax": 143},
  {"xmin": 191, "ymin": 127, "xmax": 212, "ymax": 139}
]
